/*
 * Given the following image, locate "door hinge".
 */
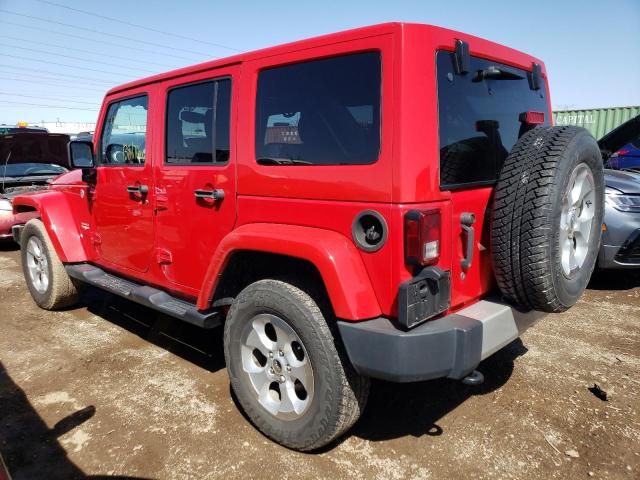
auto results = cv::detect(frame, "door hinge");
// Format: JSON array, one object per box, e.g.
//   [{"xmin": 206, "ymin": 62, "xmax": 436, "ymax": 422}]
[{"xmin": 156, "ymin": 248, "xmax": 172, "ymax": 265}]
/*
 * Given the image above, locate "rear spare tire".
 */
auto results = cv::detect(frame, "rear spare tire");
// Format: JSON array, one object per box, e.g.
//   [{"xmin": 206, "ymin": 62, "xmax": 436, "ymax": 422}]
[{"xmin": 491, "ymin": 126, "xmax": 604, "ymax": 312}]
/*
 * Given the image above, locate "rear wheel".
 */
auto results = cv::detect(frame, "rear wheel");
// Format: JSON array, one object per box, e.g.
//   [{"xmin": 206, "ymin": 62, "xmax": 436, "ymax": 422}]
[
  {"xmin": 491, "ymin": 126, "xmax": 604, "ymax": 312},
  {"xmin": 20, "ymin": 219, "xmax": 78, "ymax": 310},
  {"xmin": 224, "ymin": 279, "xmax": 369, "ymax": 451}
]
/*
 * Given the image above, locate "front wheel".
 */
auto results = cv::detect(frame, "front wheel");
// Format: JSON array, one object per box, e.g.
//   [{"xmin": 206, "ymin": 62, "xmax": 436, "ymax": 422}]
[
  {"xmin": 224, "ymin": 279, "xmax": 369, "ymax": 451},
  {"xmin": 20, "ymin": 219, "xmax": 78, "ymax": 310}
]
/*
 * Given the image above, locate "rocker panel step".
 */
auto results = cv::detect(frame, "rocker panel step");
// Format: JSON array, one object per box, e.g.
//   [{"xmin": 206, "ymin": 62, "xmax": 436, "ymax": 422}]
[{"xmin": 65, "ymin": 264, "xmax": 221, "ymax": 329}]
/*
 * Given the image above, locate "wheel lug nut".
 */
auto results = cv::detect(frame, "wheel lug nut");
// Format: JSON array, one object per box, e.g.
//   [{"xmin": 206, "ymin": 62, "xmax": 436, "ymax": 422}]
[
  {"xmin": 278, "ymin": 350, "xmax": 284, "ymax": 357},
  {"xmin": 269, "ymin": 352, "xmax": 273, "ymax": 358},
  {"xmin": 269, "ymin": 367, "xmax": 274, "ymax": 374},
  {"xmin": 286, "ymin": 366, "xmax": 291, "ymax": 372},
  {"xmin": 279, "ymin": 375, "xmax": 285, "ymax": 383}
]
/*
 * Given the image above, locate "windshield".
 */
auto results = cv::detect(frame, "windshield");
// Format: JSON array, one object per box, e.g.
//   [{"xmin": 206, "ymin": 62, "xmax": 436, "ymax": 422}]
[{"xmin": 0, "ymin": 163, "xmax": 67, "ymax": 177}]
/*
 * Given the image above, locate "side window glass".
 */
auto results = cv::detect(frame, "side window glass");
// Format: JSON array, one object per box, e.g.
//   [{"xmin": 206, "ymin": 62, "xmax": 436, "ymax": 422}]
[
  {"xmin": 255, "ymin": 52, "xmax": 381, "ymax": 166},
  {"xmin": 100, "ymin": 96, "xmax": 148, "ymax": 166},
  {"xmin": 165, "ymin": 78, "xmax": 231, "ymax": 165}
]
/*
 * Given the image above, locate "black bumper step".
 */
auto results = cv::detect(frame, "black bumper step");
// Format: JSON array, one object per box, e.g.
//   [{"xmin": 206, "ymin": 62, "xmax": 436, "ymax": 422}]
[{"xmin": 65, "ymin": 264, "xmax": 221, "ymax": 329}]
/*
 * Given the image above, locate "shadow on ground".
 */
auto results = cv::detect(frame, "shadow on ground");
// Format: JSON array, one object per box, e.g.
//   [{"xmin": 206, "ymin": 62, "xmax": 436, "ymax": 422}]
[
  {"xmin": 83, "ymin": 284, "xmax": 528, "ymax": 449},
  {"xmin": 17, "ymin": 284, "xmax": 528, "ymax": 458},
  {"xmin": 349, "ymin": 338, "xmax": 527, "ymax": 444},
  {"xmin": 81, "ymin": 286, "xmax": 226, "ymax": 374},
  {"xmin": 0, "ymin": 241, "xmax": 18, "ymax": 252},
  {"xmin": 588, "ymin": 268, "xmax": 640, "ymax": 291},
  {"xmin": 0, "ymin": 362, "xmax": 151, "ymax": 480}
]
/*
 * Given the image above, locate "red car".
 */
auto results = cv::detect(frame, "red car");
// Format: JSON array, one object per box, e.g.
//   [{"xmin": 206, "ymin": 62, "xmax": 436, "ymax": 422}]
[
  {"xmin": 12, "ymin": 23, "xmax": 604, "ymax": 450},
  {"xmin": 0, "ymin": 133, "xmax": 70, "ymax": 241}
]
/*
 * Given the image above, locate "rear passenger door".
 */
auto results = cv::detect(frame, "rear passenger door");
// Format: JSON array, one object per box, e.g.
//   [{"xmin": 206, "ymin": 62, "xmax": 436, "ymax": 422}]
[{"xmin": 154, "ymin": 67, "xmax": 237, "ymax": 291}]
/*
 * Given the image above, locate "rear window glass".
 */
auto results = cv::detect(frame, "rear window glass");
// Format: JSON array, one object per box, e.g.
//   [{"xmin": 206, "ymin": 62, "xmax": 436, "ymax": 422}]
[
  {"xmin": 437, "ymin": 51, "xmax": 549, "ymax": 189},
  {"xmin": 255, "ymin": 52, "xmax": 381, "ymax": 166}
]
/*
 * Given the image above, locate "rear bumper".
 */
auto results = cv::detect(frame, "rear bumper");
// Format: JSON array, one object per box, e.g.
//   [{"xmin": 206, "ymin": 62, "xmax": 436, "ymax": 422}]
[{"xmin": 337, "ymin": 300, "xmax": 545, "ymax": 382}]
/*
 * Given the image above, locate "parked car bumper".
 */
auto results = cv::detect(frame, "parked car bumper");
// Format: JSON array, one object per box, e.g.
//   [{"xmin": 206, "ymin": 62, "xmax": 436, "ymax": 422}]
[
  {"xmin": 0, "ymin": 209, "xmax": 38, "ymax": 242},
  {"xmin": 337, "ymin": 299, "xmax": 545, "ymax": 382},
  {"xmin": 599, "ymin": 205, "xmax": 640, "ymax": 268}
]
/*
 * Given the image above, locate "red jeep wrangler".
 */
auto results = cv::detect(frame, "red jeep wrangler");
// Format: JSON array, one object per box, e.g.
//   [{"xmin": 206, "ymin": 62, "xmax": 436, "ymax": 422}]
[{"xmin": 12, "ymin": 23, "xmax": 604, "ymax": 451}]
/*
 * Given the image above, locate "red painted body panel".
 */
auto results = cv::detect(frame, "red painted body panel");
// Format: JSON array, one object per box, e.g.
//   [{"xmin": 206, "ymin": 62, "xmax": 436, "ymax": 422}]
[
  {"xmin": 198, "ymin": 223, "xmax": 382, "ymax": 320},
  {"xmin": 11, "ymin": 22, "xmax": 552, "ymax": 320},
  {"xmin": 11, "ymin": 188, "xmax": 91, "ymax": 263}
]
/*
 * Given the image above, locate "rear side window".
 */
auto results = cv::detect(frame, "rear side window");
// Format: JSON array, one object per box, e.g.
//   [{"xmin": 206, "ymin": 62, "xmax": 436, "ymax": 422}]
[
  {"xmin": 437, "ymin": 51, "xmax": 549, "ymax": 189},
  {"xmin": 100, "ymin": 95, "xmax": 148, "ymax": 166},
  {"xmin": 255, "ymin": 52, "xmax": 381, "ymax": 166},
  {"xmin": 166, "ymin": 78, "xmax": 231, "ymax": 165}
]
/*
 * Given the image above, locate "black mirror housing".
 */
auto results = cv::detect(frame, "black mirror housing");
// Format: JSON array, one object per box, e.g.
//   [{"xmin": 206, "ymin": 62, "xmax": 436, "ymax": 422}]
[{"xmin": 69, "ymin": 140, "xmax": 95, "ymax": 169}]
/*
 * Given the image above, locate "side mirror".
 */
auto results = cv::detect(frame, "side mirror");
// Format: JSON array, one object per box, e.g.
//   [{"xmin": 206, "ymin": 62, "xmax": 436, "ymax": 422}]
[{"xmin": 69, "ymin": 140, "xmax": 95, "ymax": 169}]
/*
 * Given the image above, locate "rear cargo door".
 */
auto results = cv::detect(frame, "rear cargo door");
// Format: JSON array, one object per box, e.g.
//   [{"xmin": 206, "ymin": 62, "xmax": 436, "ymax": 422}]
[{"xmin": 436, "ymin": 51, "xmax": 550, "ymax": 308}]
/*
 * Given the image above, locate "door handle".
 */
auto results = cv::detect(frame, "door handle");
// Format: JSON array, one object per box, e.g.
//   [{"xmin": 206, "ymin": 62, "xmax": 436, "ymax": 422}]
[
  {"xmin": 127, "ymin": 184, "xmax": 149, "ymax": 195},
  {"xmin": 194, "ymin": 188, "xmax": 225, "ymax": 201},
  {"xmin": 460, "ymin": 212, "xmax": 476, "ymax": 271}
]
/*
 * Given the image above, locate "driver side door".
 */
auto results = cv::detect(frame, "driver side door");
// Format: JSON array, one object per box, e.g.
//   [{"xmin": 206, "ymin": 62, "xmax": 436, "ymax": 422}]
[{"xmin": 91, "ymin": 92, "xmax": 155, "ymax": 273}]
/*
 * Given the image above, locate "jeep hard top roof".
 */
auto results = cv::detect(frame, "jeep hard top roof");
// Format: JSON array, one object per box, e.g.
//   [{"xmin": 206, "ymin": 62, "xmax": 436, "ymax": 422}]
[{"xmin": 106, "ymin": 22, "xmax": 545, "ymax": 96}]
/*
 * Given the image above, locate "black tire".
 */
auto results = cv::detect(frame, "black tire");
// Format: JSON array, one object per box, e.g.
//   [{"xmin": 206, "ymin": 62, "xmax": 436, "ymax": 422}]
[
  {"xmin": 490, "ymin": 126, "xmax": 604, "ymax": 312},
  {"xmin": 224, "ymin": 279, "xmax": 369, "ymax": 451},
  {"xmin": 20, "ymin": 219, "xmax": 79, "ymax": 310}
]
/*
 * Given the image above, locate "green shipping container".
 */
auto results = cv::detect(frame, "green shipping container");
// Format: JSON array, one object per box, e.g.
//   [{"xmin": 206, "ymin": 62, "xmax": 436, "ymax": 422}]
[{"xmin": 553, "ymin": 106, "xmax": 640, "ymax": 139}]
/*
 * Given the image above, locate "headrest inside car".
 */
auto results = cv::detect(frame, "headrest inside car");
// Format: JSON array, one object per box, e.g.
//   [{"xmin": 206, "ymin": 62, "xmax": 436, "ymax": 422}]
[{"xmin": 179, "ymin": 110, "xmax": 207, "ymax": 123}]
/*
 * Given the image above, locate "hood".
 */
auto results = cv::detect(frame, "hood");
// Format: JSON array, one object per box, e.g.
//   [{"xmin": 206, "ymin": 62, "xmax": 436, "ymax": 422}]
[
  {"xmin": 0, "ymin": 132, "xmax": 71, "ymax": 168},
  {"xmin": 604, "ymin": 169, "xmax": 640, "ymax": 194},
  {"xmin": 598, "ymin": 114, "xmax": 640, "ymax": 158}
]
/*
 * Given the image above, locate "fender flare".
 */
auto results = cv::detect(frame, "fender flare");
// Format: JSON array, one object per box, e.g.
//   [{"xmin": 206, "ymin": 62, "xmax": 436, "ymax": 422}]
[
  {"xmin": 12, "ymin": 191, "xmax": 89, "ymax": 263},
  {"xmin": 198, "ymin": 223, "xmax": 382, "ymax": 320}
]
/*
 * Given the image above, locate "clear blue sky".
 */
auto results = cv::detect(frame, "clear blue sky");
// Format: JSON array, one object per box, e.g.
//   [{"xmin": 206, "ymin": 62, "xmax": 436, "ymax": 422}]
[{"xmin": 0, "ymin": 0, "xmax": 638, "ymax": 125}]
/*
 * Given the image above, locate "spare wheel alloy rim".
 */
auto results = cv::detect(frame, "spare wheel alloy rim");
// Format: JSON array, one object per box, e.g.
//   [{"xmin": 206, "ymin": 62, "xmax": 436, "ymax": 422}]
[
  {"xmin": 239, "ymin": 313, "xmax": 315, "ymax": 420},
  {"xmin": 26, "ymin": 236, "xmax": 49, "ymax": 293},
  {"xmin": 560, "ymin": 163, "xmax": 596, "ymax": 278}
]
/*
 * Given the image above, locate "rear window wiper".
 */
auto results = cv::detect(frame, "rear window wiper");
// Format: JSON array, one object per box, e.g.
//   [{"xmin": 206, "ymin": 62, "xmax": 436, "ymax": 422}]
[
  {"xmin": 256, "ymin": 157, "xmax": 312, "ymax": 165},
  {"xmin": 473, "ymin": 66, "xmax": 524, "ymax": 82}
]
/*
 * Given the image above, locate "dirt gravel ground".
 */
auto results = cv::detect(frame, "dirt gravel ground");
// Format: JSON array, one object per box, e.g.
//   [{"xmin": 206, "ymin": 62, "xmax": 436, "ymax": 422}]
[{"xmin": 0, "ymin": 243, "xmax": 639, "ymax": 480}]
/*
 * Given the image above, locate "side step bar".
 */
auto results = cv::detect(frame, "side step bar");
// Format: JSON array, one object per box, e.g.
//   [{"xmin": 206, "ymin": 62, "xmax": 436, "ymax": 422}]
[{"xmin": 65, "ymin": 264, "xmax": 222, "ymax": 329}]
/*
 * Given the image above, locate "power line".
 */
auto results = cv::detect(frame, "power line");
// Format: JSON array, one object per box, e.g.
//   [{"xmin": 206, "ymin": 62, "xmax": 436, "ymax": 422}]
[
  {"xmin": 0, "ymin": 43, "xmax": 161, "ymax": 75},
  {"xmin": 0, "ymin": 92, "xmax": 99, "ymax": 105},
  {"xmin": 0, "ymin": 53, "xmax": 131, "ymax": 80},
  {"xmin": 1, "ymin": 21, "xmax": 200, "ymax": 62},
  {"xmin": 36, "ymin": 0, "xmax": 243, "ymax": 53},
  {"xmin": 0, "ymin": 65, "xmax": 117, "ymax": 85},
  {"xmin": 0, "ymin": 100, "xmax": 98, "ymax": 111},
  {"xmin": 0, "ymin": 9, "xmax": 213, "ymax": 57},
  {"xmin": 0, "ymin": 35, "xmax": 178, "ymax": 69},
  {"xmin": 0, "ymin": 73, "xmax": 110, "ymax": 90}
]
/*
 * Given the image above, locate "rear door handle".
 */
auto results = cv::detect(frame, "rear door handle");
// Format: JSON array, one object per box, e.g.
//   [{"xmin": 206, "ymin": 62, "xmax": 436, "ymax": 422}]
[
  {"xmin": 194, "ymin": 188, "xmax": 225, "ymax": 201},
  {"xmin": 460, "ymin": 212, "xmax": 476, "ymax": 271},
  {"xmin": 127, "ymin": 184, "xmax": 149, "ymax": 195}
]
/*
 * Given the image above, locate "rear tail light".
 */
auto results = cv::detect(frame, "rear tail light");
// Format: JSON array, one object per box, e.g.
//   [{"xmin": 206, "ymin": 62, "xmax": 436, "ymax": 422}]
[
  {"xmin": 612, "ymin": 149, "xmax": 628, "ymax": 158},
  {"xmin": 519, "ymin": 111, "xmax": 545, "ymax": 125},
  {"xmin": 405, "ymin": 209, "xmax": 441, "ymax": 266}
]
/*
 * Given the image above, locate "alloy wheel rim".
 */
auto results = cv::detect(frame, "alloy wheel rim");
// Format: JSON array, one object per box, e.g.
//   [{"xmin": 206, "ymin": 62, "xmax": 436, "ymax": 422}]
[
  {"xmin": 560, "ymin": 163, "xmax": 596, "ymax": 278},
  {"xmin": 26, "ymin": 236, "xmax": 49, "ymax": 294},
  {"xmin": 240, "ymin": 313, "xmax": 314, "ymax": 420}
]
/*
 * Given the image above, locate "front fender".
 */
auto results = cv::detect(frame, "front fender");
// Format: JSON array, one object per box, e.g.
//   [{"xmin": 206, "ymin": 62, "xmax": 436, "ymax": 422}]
[
  {"xmin": 12, "ymin": 190, "xmax": 89, "ymax": 263},
  {"xmin": 198, "ymin": 223, "xmax": 382, "ymax": 320}
]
